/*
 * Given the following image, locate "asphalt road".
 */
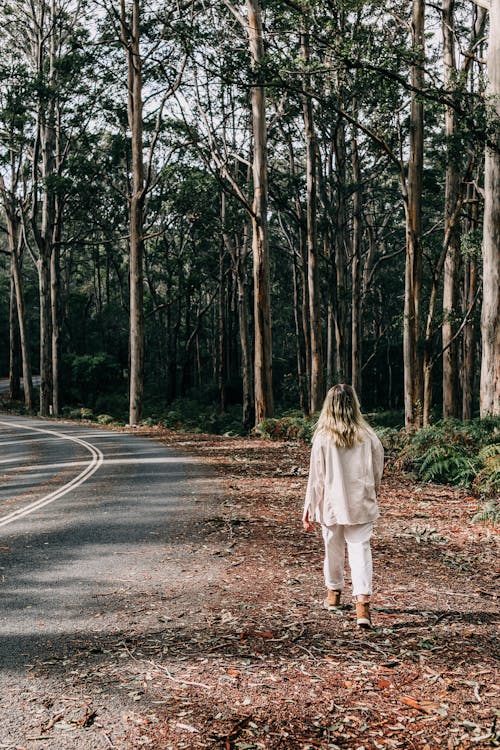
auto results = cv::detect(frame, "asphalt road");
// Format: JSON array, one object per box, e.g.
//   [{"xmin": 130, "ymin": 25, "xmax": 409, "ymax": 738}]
[
  {"xmin": 0, "ymin": 413, "xmax": 223, "ymax": 746},
  {"xmin": 0, "ymin": 414, "xmax": 202, "ymax": 671}
]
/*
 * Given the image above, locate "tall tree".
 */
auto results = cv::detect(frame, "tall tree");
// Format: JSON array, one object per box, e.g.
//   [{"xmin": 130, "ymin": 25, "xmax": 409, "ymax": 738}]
[
  {"xmin": 245, "ymin": 0, "xmax": 274, "ymax": 423},
  {"xmin": 480, "ymin": 0, "xmax": 500, "ymax": 416},
  {"xmin": 403, "ymin": 0, "xmax": 425, "ymax": 428},
  {"xmin": 301, "ymin": 28, "xmax": 323, "ymax": 412},
  {"xmin": 441, "ymin": 0, "xmax": 461, "ymax": 418},
  {"xmin": 120, "ymin": 0, "xmax": 146, "ymax": 426}
]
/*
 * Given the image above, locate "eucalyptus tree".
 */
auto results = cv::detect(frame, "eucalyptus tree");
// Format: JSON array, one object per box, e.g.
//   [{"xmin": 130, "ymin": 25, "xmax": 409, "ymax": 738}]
[
  {"xmin": 98, "ymin": 0, "xmax": 188, "ymax": 425},
  {"xmin": 480, "ymin": 0, "xmax": 500, "ymax": 417},
  {"xmin": 0, "ymin": 64, "xmax": 34, "ymax": 410},
  {"xmin": 0, "ymin": 0, "xmax": 95, "ymax": 416}
]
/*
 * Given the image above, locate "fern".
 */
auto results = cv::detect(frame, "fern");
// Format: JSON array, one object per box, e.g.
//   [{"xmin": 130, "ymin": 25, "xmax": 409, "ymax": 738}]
[{"xmin": 478, "ymin": 443, "xmax": 500, "ymax": 462}]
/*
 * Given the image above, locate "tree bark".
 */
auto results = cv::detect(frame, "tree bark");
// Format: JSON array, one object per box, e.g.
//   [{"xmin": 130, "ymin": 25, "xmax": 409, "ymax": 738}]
[
  {"xmin": 246, "ymin": 0, "xmax": 273, "ymax": 424},
  {"xmin": 334, "ymin": 119, "xmax": 349, "ymax": 381},
  {"xmin": 122, "ymin": 0, "xmax": 146, "ymax": 425},
  {"xmin": 9, "ymin": 265, "xmax": 21, "ymax": 401},
  {"xmin": 301, "ymin": 29, "xmax": 323, "ymax": 412},
  {"xmin": 218, "ymin": 215, "xmax": 226, "ymax": 413},
  {"xmin": 38, "ymin": 252, "xmax": 52, "ymax": 415},
  {"xmin": 442, "ymin": 0, "xmax": 461, "ymax": 418},
  {"xmin": 1, "ymin": 174, "xmax": 34, "ymax": 411},
  {"xmin": 463, "ymin": 183, "xmax": 479, "ymax": 420},
  {"xmin": 351, "ymin": 130, "xmax": 362, "ymax": 395},
  {"xmin": 403, "ymin": 0, "xmax": 425, "ymax": 428},
  {"xmin": 480, "ymin": 0, "xmax": 500, "ymax": 416}
]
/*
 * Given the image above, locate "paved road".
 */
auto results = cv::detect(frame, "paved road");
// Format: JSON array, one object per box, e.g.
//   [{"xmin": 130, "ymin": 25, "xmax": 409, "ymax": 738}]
[
  {"xmin": 0, "ymin": 414, "xmax": 221, "ymax": 750},
  {"xmin": 0, "ymin": 414, "xmax": 202, "ymax": 669}
]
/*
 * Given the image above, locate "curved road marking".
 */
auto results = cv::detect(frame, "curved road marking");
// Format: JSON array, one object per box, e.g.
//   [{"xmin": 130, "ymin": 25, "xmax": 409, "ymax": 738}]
[{"xmin": 0, "ymin": 421, "xmax": 104, "ymax": 529}]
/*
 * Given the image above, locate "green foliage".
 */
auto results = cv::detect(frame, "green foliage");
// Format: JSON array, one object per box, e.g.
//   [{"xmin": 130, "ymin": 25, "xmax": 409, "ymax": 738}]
[
  {"xmin": 96, "ymin": 413, "xmax": 117, "ymax": 425},
  {"xmin": 62, "ymin": 406, "xmax": 95, "ymax": 421},
  {"xmin": 255, "ymin": 413, "xmax": 317, "ymax": 442},
  {"xmin": 254, "ymin": 414, "xmax": 498, "ymax": 499},
  {"xmin": 156, "ymin": 399, "xmax": 246, "ymax": 436},
  {"xmin": 367, "ymin": 411, "xmax": 405, "ymax": 429},
  {"xmin": 399, "ymin": 418, "xmax": 500, "ymax": 496},
  {"xmin": 61, "ymin": 353, "xmax": 123, "ymax": 408},
  {"xmin": 373, "ymin": 426, "xmax": 406, "ymax": 455}
]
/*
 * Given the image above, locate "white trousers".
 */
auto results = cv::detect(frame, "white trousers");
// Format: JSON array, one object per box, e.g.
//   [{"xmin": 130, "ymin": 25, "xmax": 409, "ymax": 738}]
[{"xmin": 321, "ymin": 522, "xmax": 373, "ymax": 597}]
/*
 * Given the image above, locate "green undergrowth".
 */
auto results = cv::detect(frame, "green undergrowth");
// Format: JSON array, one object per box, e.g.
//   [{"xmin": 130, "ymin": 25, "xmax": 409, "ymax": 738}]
[
  {"xmin": 394, "ymin": 418, "xmax": 500, "ymax": 500},
  {"xmin": 61, "ymin": 397, "xmax": 247, "ymax": 436}
]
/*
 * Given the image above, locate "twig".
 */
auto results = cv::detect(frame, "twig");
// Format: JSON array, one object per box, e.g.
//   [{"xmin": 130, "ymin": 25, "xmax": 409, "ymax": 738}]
[{"xmin": 120, "ymin": 642, "xmax": 212, "ymax": 690}]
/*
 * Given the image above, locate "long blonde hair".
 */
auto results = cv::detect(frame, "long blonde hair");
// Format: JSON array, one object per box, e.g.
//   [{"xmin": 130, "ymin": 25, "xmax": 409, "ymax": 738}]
[{"xmin": 313, "ymin": 384, "xmax": 370, "ymax": 448}]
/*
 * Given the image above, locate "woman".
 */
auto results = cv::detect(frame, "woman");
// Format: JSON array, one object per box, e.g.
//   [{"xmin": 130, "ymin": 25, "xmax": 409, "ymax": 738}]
[{"xmin": 302, "ymin": 384, "xmax": 384, "ymax": 628}]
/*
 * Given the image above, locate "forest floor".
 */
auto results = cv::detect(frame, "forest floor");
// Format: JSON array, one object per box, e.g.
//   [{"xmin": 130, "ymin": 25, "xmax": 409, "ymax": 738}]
[
  {"xmin": 115, "ymin": 428, "xmax": 499, "ymax": 750},
  {"xmin": 7, "ymin": 425, "xmax": 499, "ymax": 750}
]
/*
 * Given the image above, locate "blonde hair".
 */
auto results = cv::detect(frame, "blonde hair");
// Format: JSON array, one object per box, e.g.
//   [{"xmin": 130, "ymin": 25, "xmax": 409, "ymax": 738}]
[{"xmin": 313, "ymin": 384, "xmax": 370, "ymax": 448}]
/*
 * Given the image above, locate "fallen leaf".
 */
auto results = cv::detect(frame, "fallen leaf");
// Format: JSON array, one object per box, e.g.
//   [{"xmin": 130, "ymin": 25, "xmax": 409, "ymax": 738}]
[
  {"xmin": 377, "ymin": 678, "xmax": 392, "ymax": 690},
  {"xmin": 399, "ymin": 697, "xmax": 430, "ymax": 713},
  {"xmin": 175, "ymin": 723, "xmax": 199, "ymax": 733}
]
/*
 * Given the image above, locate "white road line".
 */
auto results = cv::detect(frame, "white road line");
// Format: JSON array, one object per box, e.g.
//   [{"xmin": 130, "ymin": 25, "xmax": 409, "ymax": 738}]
[{"xmin": 0, "ymin": 421, "xmax": 104, "ymax": 529}]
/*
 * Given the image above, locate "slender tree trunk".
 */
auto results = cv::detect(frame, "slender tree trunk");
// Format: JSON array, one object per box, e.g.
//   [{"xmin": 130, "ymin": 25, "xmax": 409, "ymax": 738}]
[
  {"xmin": 463, "ymin": 183, "xmax": 479, "ymax": 419},
  {"xmin": 403, "ymin": 0, "xmax": 425, "ymax": 428},
  {"xmin": 218, "ymin": 224, "xmax": 226, "ymax": 413},
  {"xmin": 122, "ymin": 0, "xmax": 146, "ymax": 425},
  {"xmin": 324, "ymin": 149, "xmax": 338, "ymax": 389},
  {"xmin": 4, "ymin": 207, "xmax": 35, "ymax": 410},
  {"xmin": 351, "ymin": 131, "xmax": 362, "ymax": 395},
  {"xmin": 13, "ymin": 250, "xmax": 34, "ymax": 411},
  {"xmin": 301, "ymin": 29, "xmax": 323, "ymax": 412},
  {"xmin": 285, "ymin": 131, "xmax": 310, "ymax": 407},
  {"xmin": 334, "ymin": 120, "xmax": 349, "ymax": 381},
  {"xmin": 38, "ymin": 253, "xmax": 52, "ymax": 415},
  {"xmin": 51, "ymin": 204, "xmax": 61, "ymax": 416},
  {"xmin": 291, "ymin": 245, "xmax": 308, "ymax": 414},
  {"xmin": 237, "ymin": 221, "xmax": 254, "ymax": 430},
  {"xmin": 442, "ymin": 0, "xmax": 461, "ymax": 418},
  {"xmin": 463, "ymin": 254, "xmax": 478, "ymax": 420},
  {"xmin": 27, "ymin": 0, "xmax": 57, "ymax": 417},
  {"xmin": 480, "ymin": 0, "xmax": 500, "ymax": 417},
  {"xmin": 246, "ymin": 0, "xmax": 273, "ymax": 424},
  {"xmin": 9, "ymin": 265, "xmax": 21, "ymax": 401}
]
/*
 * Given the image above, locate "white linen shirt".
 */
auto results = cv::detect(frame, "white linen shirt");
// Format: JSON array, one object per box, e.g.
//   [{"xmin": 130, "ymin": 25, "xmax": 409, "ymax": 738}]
[{"xmin": 303, "ymin": 428, "xmax": 384, "ymax": 526}]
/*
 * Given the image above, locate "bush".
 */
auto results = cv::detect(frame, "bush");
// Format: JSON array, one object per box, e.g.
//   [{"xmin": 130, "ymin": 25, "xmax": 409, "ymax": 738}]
[
  {"xmin": 398, "ymin": 418, "xmax": 500, "ymax": 496},
  {"xmin": 62, "ymin": 406, "xmax": 95, "ymax": 421},
  {"xmin": 96, "ymin": 414, "xmax": 116, "ymax": 425},
  {"xmin": 255, "ymin": 414, "xmax": 317, "ymax": 442}
]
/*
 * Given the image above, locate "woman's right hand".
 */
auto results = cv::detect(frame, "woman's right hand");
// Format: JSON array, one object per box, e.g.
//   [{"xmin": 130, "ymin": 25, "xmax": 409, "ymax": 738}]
[{"xmin": 302, "ymin": 510, "xmax": 315, "ymax": 532}]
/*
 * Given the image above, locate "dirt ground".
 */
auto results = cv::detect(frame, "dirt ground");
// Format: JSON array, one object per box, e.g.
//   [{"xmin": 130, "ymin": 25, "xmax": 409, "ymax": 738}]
[{"xmin": 6, "ymin": 427, "xmax": 499, "ymax": 749}]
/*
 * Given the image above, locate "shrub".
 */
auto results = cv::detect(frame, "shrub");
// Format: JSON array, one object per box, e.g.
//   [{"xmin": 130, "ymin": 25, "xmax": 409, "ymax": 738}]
[
  {"xmin": 398, "ymin": 418, "xmax": 500, "ymax": 496},
  {"xmin": 63, "ymin": 406, "xmax": 95, "ymax": 421},
  {"xmin": 96, "ymin": 414, "xmax": 116, "ymax": 425},
  {"xmin": 255, "ymin": 414, "xmax": 316, "ymax": 442}
]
